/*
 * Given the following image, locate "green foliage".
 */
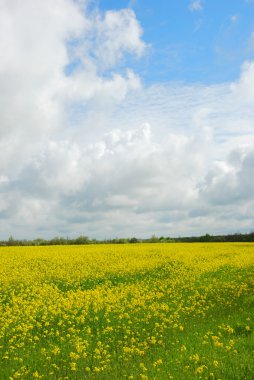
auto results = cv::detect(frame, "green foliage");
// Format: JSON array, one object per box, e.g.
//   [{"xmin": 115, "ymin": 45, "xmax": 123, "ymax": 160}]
[{"xmin": 1, "ymin": 232, "xmax": 254, "ymax": 246}]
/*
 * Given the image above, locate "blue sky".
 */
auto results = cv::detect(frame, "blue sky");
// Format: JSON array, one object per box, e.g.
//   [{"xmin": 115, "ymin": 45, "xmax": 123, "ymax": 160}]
[
  {"xmin": 0, "ymin": 0, "xmax": 254, "ymax": 239},
  {"xmin": 98, "ymin": 0, "xmax": 254, "ymax": 84}
]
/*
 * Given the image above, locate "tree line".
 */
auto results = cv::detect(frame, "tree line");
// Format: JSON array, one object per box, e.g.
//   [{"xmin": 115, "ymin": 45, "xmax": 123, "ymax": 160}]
[{"xmin": 1, "ymin": 232, "xmax": 254, "ymax": 246}]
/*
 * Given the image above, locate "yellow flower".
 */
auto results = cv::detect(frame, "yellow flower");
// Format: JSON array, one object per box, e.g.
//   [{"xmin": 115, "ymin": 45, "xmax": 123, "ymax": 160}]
[
  {"xmin": 52, "ymin": 346, "xmax": 60, "ymax": 355},
  {"xmin": 69, "ymin": 352, "xmax": 80, "ymax": 360},
  {"xmin": 70, "ymin": 362, "xmax": 77, "ymax": 371},
  {"xmin": 153, "ymin": 358, "xmax": 163, "ymax": 367},
  {"xmin": 195, "ymin": 365, "xmax": 207, "ymax": 374}
]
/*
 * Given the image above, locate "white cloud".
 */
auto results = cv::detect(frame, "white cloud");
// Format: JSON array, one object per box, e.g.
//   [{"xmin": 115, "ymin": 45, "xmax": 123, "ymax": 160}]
[
  {"xmin": 199, "ymin": 145, "xmax": 254, "ymax": 205},
  {"xmin": 231, "ymin": 61, "xmax": 254, "ymax": 103},
  {"xmin": 0, "ymin": 0, "xmax": 254, "ymax": 239},
  {"xmin": 0, "ymin": 0, "xmax": 144, "ymax": 175},
  {"xmin": 189, "ymin": 0, "xmax": 203, "ymax": 12},
  {"xmin": 95, "ymin": 9, "xmax": 145, "ymax": 68}
]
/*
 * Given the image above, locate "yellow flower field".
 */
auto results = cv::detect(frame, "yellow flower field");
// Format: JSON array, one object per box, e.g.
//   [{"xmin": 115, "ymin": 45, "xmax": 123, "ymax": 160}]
[{"xmin": 0, "ymin": 243, "xmax": 253, "ymax": 379}]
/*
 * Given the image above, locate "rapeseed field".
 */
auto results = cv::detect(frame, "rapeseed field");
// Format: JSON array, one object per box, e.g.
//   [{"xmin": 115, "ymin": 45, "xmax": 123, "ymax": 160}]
[{"xmin": 0, "ymin": 243, "xmax": 253, "ymax": 379}]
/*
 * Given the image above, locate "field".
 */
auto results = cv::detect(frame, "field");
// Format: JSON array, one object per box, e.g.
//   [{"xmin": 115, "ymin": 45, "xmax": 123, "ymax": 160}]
[{"xmin": 0, "ymin": 243, "xmax": 253, "ymax": 380}]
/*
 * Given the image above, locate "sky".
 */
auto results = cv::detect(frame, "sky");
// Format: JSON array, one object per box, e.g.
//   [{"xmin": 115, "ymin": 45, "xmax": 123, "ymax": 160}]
[{"xmin": 0, "ymin": 0, "xmax": 254, "ymax": 239}]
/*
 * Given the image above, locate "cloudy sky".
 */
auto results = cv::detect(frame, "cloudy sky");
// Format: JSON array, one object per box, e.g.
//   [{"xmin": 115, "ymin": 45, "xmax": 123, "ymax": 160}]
[{"xmin": 0, "ymin": 0, "xmax": 254, "ymax": 239}]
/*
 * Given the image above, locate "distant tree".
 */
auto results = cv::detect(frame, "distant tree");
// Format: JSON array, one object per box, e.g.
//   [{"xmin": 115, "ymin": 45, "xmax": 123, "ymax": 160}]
[
  {"xmin": 74, "ymin": 235, "xmax": 89, "ymax": 245},
  {"xmin": 129, "ymin": 237, "xmax": 139, "ymax": 243},
  {"xmin": 8, "ymin": 235, "xmax": 16, "ymax": 246},
  {"xmin": 117, "ymin": 238, "xmax": 128, "ymax": 244},
  {"xmin": 149, "ymin": 234, "xmax": 159, "ymax": 243},
  {"xmin": 33, "ymin": 238, "xmax": 47, "ymax": 246},
  {"xmin": 200, "ymin": 233, "xmax": 212, "ymax": 242}
]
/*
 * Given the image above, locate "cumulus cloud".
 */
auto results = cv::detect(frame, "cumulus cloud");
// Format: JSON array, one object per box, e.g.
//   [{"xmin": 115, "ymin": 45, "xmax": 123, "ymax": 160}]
[
  {"xmin": 199, "ymin": 146, "xmax": 254, "ymax": 205},
  {"xmin": 231, "ymin": 61, "xmax": 254, "ymax": 103},
  {"xmin": 94, "ymin": 9, "xmax": 145, "ymax": 68},
  {"xmin": 0, "ymin": 0, "xmax": 253, "ymax": 239}
]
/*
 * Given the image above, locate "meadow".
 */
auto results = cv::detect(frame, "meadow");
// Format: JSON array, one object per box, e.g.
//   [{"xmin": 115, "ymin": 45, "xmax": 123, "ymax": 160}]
[{"xmin": 0, "ymin": 243, "xmax": 253, "ymax": 380}]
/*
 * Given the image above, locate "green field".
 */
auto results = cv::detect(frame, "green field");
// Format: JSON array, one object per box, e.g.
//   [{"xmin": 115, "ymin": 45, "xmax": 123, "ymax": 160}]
[{"xmin": 0, "ymin": 243, "xmax": 253, "ymax": 379}]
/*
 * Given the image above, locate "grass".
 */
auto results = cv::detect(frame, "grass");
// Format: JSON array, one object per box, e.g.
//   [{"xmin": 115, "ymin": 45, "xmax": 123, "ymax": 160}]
[{"xmin": 0, "ymin": 243, "xmax": 253, "ymax": 379}]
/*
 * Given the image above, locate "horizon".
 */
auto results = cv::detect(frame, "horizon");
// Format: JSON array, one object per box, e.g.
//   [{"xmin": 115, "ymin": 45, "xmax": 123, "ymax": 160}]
[
  {"xmin": 1, "ymin": 0, "xmax": 254, "ymax": 239},
  {"xmin": 3, "ymin": 231, "xmax": 254, "ymax": 243}
]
